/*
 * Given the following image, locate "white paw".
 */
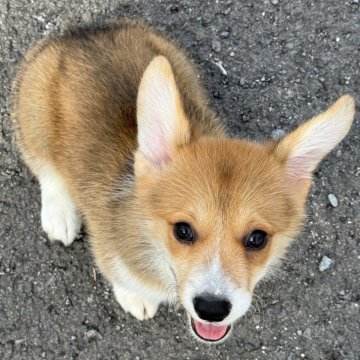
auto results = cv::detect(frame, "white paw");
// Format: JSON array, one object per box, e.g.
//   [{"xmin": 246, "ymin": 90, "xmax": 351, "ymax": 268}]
[
  {"xmin": 39, "ymin": 167, "xmax": 81, "ymax": 246},
  {"xmin": 113, "ymin": 284, "xmax": 159, "ymax": 320},
  {"xmin": 41, "ymin": 192, "xmax": 81, "ymax": 246}
]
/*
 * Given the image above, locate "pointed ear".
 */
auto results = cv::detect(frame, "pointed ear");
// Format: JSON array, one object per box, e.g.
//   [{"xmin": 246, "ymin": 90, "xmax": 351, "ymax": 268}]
[
  {"xmin": 135, "ymin": 56, "xmax": 190, "ymax": 177},
  {"xmin": 275, "ymin": 95, "xmax": 355, "ymax": 189}
]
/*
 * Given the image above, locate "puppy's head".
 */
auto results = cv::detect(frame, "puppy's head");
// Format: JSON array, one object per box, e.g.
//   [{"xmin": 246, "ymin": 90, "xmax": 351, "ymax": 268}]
[{"xmin": 134, "ymin": 56, "xmax": 355, "ymax": 342}]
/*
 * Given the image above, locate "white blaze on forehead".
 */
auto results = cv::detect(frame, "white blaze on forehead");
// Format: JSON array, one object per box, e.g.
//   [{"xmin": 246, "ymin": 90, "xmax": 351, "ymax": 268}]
[{"xmin": 183, "ymin": 256, "xmax": 252, "ymax": 324}]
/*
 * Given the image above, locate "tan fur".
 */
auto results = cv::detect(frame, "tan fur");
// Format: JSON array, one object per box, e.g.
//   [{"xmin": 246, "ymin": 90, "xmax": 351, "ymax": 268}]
[
  {"xmin": 139, "ymin": 138, "xmax": 303, "ymax": 294},
  {"xmin": 13, "ymin": 19, "xmax": 223, "ymax": 290},
  {"xmin": 12, "ymin": 19, "xmax": 355, "ymax": 338}
]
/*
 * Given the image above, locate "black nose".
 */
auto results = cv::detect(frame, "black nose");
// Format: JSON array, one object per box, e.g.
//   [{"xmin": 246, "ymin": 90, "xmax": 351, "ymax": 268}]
[{"xmin": 193, "ymin": 296, "xmax": 231, "ymax": 322}]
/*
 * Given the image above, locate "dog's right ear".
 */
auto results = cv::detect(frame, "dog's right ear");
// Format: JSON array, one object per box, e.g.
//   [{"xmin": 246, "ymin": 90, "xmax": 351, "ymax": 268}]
[
  {"xmin": 274, "ymin": 95, "xmax": 355, "ymax": 198},
  {"xmin": 135, "ymin": 56, "xmax": 190, "ymax": 178}
]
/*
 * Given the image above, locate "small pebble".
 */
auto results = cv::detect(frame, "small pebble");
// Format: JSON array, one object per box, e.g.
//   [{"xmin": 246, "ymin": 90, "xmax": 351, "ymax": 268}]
[
  {"xmin": 319, "ymin": 256, "xmax": 333, "ymax": 272},
  {"xmin": 202, "ymin": 14, "xmax": 214, "ymax": 25},
  {"xmin": 328, "ymin": 193, "xmax": 338, "ymax": 207},
  {"xmin": 271, "ymin": 129, "xmax": 286, "ymax": 140},
  {"xmin": 271, "ymin": 0, "xmax": 279, "ymax": 4},
  {"xmin": 353, "ymin": 0, "xmax": 359, "ymax": 4},
  {"xmin": 212, "ymin": 40, "xmax": 222, "ymax": 53},
  {"xmin": 303, "ymin": 327, "xmax": 312, "ymax": 339},
  {"xmin": 196, "ymin": 31, "xmax": 205, "ymax": 41},
  {"xmin": 85, "ymin": 329, "xmax": 102, "ymax": 341},
  {"xmin": 297, "ymin": 330, "xmax": 302, "ymax": 336},
  {"xmin": 286, "ymin": 42, "xmax": 295, "ymax": 49}
]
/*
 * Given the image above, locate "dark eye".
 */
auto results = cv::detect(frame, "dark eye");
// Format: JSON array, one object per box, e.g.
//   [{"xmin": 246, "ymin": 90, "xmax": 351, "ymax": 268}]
[
  {"xmin": 245, "ymin": 230, "xmax": 268, "ymax": 250},
  {"xmin": 173, "ymin": 222, "xmax": 195, "ymax": 244}
]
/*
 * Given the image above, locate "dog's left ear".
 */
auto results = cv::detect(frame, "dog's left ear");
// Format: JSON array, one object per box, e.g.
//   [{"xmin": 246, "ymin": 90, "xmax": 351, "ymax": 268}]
[
  {"xmin": 135, "ymin": 56, "xmax": 190, "ymax": 178},
  {"xmin": 274, "ymin": 95, "xmax": 355, "ymax": 195}
]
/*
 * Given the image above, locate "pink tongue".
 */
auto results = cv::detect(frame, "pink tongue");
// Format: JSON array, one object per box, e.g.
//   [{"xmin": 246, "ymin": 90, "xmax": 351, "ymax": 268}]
[{"xmin": 193, "ymin": 320, "xmax": 229, "ymax": 341}]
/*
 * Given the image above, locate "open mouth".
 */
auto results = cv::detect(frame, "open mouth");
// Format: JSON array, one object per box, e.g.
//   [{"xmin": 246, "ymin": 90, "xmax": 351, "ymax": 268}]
[{"xmin": 191, "ymin": 318, "xmax": 231, "ymax": 342}]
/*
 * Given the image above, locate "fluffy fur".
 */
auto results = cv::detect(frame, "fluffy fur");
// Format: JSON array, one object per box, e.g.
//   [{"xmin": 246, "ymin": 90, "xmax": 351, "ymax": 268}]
[{"xmin": 12, "ymin": 19, "xmax": 355, "ymax": 342}]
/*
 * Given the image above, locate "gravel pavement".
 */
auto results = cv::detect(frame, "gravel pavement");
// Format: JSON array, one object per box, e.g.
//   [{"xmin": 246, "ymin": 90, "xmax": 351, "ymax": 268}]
[{"xmin": 0, "ymin": 1, "xmax": 359, "ymax": 359}]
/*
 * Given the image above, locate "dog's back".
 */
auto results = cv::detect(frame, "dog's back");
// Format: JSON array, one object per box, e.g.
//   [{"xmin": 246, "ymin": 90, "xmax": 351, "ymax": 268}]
[{"xmin": 13, "ymin": 19, "xmax": 222, "ymax": 209}]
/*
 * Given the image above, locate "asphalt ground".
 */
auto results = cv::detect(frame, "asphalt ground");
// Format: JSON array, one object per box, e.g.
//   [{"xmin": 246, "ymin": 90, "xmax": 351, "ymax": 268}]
[{"xmin": 0, "ymin": 1, "xmax": 359, "ymax": 359}]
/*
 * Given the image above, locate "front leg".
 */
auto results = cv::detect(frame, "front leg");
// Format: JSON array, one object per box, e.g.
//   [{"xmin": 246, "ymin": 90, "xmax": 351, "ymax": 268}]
[{"xmin": 113, "ymin": 283, "xmax": 160, "ymax": 320}]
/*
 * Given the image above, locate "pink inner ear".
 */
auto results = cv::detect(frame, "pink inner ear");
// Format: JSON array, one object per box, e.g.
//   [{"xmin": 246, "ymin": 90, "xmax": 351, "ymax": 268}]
[
  {"xmin": 287, "ymin": 148, "xmax": 323, "ymax": 180},
  {"xmin": 142, "ymin": 122, "xmax": 171, "ymax": 169}
]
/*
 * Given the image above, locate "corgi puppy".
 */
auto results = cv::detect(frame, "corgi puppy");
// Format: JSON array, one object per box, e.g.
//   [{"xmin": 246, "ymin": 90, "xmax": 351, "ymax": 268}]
[{"xmin": 12, "ymin": 19, "xmax": 355, "ymax": 343}]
